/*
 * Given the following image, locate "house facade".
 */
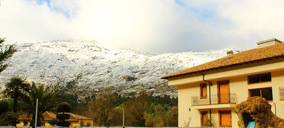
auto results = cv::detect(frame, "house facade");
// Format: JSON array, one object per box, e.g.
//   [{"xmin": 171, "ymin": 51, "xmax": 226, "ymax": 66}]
[
  {"xmin": 162, "ymin": 39, "xmax": 284, "ymax": 128},
  {"xmin": 17, "ymin": 111, "xmax": 94, "ymax": 127}
]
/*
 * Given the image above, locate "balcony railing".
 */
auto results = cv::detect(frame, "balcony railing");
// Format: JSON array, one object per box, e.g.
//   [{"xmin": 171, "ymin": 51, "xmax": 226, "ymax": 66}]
[{"xmin": 191, "ymin": 93, "xmax": 237, "ymax": 106}]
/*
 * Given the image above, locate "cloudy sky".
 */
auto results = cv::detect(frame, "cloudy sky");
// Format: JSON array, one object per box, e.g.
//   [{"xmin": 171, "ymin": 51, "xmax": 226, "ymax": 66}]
[{"xmin": 0, "ymin": 0, "xmax": 284, "ymax": 53}]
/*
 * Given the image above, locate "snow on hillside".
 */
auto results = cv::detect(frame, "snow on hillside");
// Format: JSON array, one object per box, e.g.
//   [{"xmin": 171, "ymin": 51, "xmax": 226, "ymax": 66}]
[{"xmin": 0, "ymin": 40, "xmax": 237, "ymax": 96}]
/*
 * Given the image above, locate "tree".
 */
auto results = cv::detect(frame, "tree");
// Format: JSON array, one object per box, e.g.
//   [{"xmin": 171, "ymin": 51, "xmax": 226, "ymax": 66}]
[
  {"xmin": 108, "ymin": 107, "xmax": 123, "ymax": 126},
  {"xmin": 0, "ymin": 37, "xmax": 16, "ymax": 73},
  {"xmin": 86, "ymin": 88, "xmax": 120, "ymax": 126},
  {"xmin": 3, "ymin": 77, "xmax": 30, "ymax": 113},
  {"xmin": 22, "ymin": 82, "xmax": 58, "ymax": 127},
  {"xmin": 151, "ymin": 95, "xmax": 178, "ymax": 107},
  {"xmin": 56, "ymin": 102, "xmax": 72, "ymax": 127},
  {"xmin": 124, "ymin": 91, "xmax": 151, "ymax": 126},
  {"xmin": 166, "ymin": 106, "xmax": 178, "ymax": 126}
]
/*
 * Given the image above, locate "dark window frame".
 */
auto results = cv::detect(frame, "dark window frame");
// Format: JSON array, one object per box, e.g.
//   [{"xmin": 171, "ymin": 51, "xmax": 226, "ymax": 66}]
[
  {"xmin": 249, "ymin": 87, "xmax": 273, "ymax": 101},
  {"xmin": 248, "ymin": 73, "xmax": 272, "ymax": 84},
  {"xmin": 201, "ymin": 111, "xmax": 208, "ymax": 126},
  {"xmin": 280, "ymin": 87, "xmax": 284, "ymax": 101}
]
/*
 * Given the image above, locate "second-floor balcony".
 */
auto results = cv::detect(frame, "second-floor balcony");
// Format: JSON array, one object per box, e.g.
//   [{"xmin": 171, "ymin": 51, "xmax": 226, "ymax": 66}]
[{"xmin": 191, "ymin": 93, "xmax": 237, "ymax": 106}]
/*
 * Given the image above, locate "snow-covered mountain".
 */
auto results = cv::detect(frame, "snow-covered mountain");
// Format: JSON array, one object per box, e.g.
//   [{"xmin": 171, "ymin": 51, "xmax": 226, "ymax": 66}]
[{"xmin": 0, "ymin": 40, "xmax": 238, "ymax": 96}]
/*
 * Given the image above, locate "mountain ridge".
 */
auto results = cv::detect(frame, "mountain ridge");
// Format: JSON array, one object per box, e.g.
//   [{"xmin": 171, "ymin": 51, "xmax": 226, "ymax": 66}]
[{"xmin": 0, "ymin": 40, "xmax": 239, "ymax": 97}]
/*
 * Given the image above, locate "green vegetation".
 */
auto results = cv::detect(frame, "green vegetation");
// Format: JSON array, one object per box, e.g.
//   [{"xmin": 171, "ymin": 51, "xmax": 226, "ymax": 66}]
[
  {"xmin": 0, "ymin": 100, "xmax": 17, "ymax": 126},
  {"xmin": 3, "ymin": 78, "xmax": 30, "ymax": 113},
  {"xmin": 22, "ymin": 82, "xmax": 58, "ymax": 127},
  {"xmin": 0, "ymin": 38, "xmax": 19, "ymax": 126},
  {"xmin": 0, "ymin": 112, "xmax": 18, "ymax": 126},
  {"xmin": 1, "ymin": 77, "xmax": 178, "ymax": 126},
  {"xmin": 48, "ymin": 74, "xmax": 85, "ymax": 112},
  {"xmin": 0, "ymin": 38, "xmax": 16, "ymax": 73},
  {"xmin": 0, "ymin": 100, "xmax": 12, "ymax": 115},
  {"xmin": 56, "ymin": 102, "xmax": 72, "ymax": 127},
  {"xmin": 85, "ymin": 90, "xmax": 178, "ymax": 127}
]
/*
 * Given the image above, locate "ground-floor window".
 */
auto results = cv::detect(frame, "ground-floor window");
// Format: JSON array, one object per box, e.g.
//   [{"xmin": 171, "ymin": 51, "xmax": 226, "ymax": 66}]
[
  {"xmin": 280, "ymin": 87, "xmax": 284, "ymax": 101},
  {"xmin": 249, "ymin": 87, "xmax": 273, "ymax": 100},
  {"xmin": 201, "ymin": 111, "xmax": 208, "ymax": 126},
  {"xmin": 219, "ymin": 110, "xmax": 232, "ymax": 127}
]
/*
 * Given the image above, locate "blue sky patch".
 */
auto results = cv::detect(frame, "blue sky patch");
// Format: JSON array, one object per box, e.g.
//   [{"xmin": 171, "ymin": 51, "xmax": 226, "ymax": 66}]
[
  {"xmin": 36, "ymin": 0, "xmax": 73, "ymax": 19},
  {"xmin": 191, "ymin": 8, "xmax": 215, "ymax": 21},
  {"xmin": 37, "ymin": 0, "xmax": 51, "ymax": 7},
  {"xmin": 176, "ymin": 0, "xmax": 185, "ymax": 7}
]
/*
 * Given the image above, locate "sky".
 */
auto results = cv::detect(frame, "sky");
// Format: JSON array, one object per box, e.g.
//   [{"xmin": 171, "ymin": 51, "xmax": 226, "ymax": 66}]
[{"xmin": 1, "ymin": 0, "xmax": 284, "ymax": 53}]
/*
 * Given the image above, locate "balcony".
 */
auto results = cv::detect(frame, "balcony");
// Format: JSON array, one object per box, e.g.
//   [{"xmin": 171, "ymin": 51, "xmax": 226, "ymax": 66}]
[{"xmin": 191, "ymin": 93, "xmax": 237, "ymax": 106}]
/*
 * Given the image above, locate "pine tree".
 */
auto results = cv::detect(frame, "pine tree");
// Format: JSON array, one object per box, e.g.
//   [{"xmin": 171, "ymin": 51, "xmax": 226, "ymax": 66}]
[{"xmin": 0, "ymin": 38, "xmax": 16, "ymax": 73}]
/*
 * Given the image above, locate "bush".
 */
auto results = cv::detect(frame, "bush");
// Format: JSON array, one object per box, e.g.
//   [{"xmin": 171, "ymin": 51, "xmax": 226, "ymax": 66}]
[
  {"xmin": 56, "ymin": 114, "xmax": 70, "ymax": 120},
  {"xmin": 48, "ymin": 119, "xmax": 59, "ymax": 126},
  {"xmin": 57, "ymin": 121, "xmax": 71, "ymax": 127},
  {"xmin": 0, "ymin": 112, "xmax": 18, "ymax": 126},
  {"xmin": 57, "ymin": 102, "xmax": 72, "ymax": 112},
  {"xmin": 0, "ymin": 100, "xmax": 11, "ymax": 115}
]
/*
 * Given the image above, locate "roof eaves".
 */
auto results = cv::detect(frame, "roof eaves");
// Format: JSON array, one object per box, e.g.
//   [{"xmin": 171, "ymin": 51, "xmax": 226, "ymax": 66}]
[{"xmin": 162, "ymin": 55, "xmax": 284, "ymax": 79}]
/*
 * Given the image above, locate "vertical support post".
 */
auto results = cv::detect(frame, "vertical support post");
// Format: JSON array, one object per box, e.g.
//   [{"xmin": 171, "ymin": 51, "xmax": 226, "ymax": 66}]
[
  {"xmin": 35, "ymin": 98, "xmax": 38, "ymax": 128},
  {"xmin": 203, "ymin": 72, "xmax": 212, "ymax": 122},
  {"xmin": 209, "ymin": 82, "xmax": 212, "ymax": 121},
  {"xmin": 123, "ymin": 107, "xmax": 125, "ymax": 127}
]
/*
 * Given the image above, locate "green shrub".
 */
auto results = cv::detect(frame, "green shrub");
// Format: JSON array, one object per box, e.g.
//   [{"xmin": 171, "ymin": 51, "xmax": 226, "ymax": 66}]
[
  {"xmin": 0, "ymin": 101, "xmax": 11, "ymax": 115},
  {"xmin": 56, "ymin": 102, "xmax": 72, "ymax": 127},
  {"xmin": 56, "ymin": 121, "xmax": 71, "ymax": 127},
  {"xmin": 56, "ymin": 114, "xmax": 70, "ymax": 120},
  {"xmin": 0, "ymin": 112, "xmax": 18, "ymax": 126},
  {"xmin": 57, "ymin": 102, "xmax": 72, "ymax": 112}
]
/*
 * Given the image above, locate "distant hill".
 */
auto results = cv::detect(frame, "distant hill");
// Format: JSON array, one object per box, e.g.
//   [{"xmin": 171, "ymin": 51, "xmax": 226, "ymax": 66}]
[{"xmin": 0, "ymin": 40, "xmax": 238, "ymax": 97}]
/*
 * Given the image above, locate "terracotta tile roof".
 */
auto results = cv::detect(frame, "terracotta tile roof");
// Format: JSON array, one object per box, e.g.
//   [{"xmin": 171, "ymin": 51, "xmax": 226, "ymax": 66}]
[
  {"xmin": 69, "ymin": 113, "xmax": 92, "ymax": 120},
  {"xmin": 162, "ymin": 43, "xmax": 284, "ymax": 79},
  {"xmin": 43, "ymin": 112, "xmax": 57, "ymax": 120},
  {"xmin": 18, "ymin": 115, "xmax": 32, "ymax": 120},
  {"xmin": 18, "ymin": 112, "xmax": 92, "ymax": 121}
]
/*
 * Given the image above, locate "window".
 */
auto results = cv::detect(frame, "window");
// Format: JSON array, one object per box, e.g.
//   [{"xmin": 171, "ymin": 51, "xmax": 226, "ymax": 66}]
[
  {"xmin": 280, "ymin": 88, "xmax": 284, "ymax": 101},
  {"xmin": 248, "ymin": 73, "xmax": 271, "ymax": 84},
  {"xmin": 219, "ymin": 111, "xmax": 232, "ymax": 127},
  {"xmin": 249, "ymin": 88, "xmax": 273, "ymax": 100},
  {"xmin": 201, "ymin": 111, "xmax": 208, "ymax": 126},
  {"xmin": 200, "ymin": 84, "xmax": 207, "ymax": 99}
]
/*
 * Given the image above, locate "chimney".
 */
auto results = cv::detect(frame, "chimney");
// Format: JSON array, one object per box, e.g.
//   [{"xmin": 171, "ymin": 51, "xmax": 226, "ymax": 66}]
[
  {"xmin": 257, "ymin": 38, "xmax": 282, "ymax": 48},
  {"xmin": 226, "ymin": 49, "xmax": 234, "ymax": 57}
]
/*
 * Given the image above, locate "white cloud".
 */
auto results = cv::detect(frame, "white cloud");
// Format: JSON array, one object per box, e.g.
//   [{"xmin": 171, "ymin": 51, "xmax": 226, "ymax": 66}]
[
  {"xmin": 182, "ymin": 0, "xmax": 284, "ymax": 49},
  {"xmin": 0, "ymin": 0, "xmax": 72, "ymax": 42},
  {"xmin": 1, "ymin": 0, "xmax": 284, "ymax": 53}
]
